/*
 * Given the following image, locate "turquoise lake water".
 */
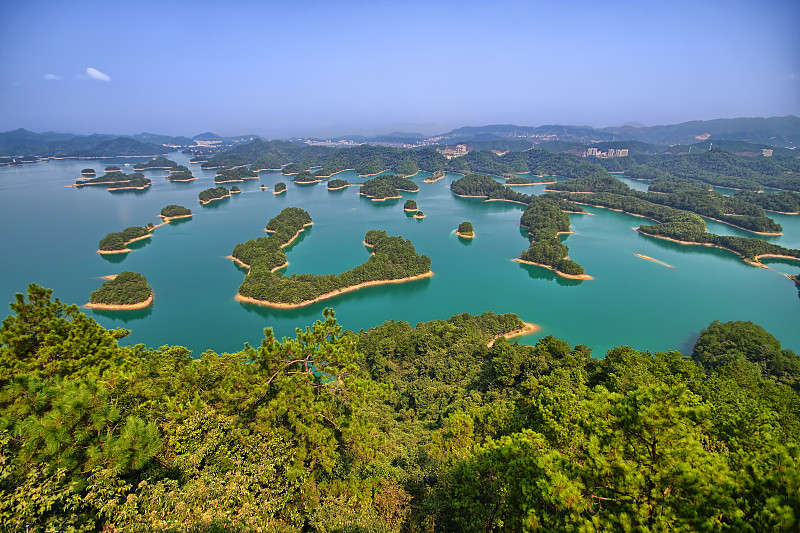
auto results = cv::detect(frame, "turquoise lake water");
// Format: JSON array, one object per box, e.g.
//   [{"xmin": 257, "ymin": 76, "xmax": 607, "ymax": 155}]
[{"xmin": 1, "ymin": 153, "xmax": 798, "ymax": 357}]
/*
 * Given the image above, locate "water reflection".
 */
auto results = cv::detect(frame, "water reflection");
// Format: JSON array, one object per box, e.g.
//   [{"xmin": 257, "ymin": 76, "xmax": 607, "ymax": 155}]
[
  {"xmin": 516, "ymin": 261, "xmax": 584, "ymax": 287},
  {"xmin": 100, "ymin": 252, "xmax": 128, "ymax": 264},
  {"xmin": 90, "ymin": 305, "xmax": 154, "ymax": 322}
]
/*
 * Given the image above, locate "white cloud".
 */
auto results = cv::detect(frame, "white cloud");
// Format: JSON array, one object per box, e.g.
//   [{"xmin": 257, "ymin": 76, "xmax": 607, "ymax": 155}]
[
  {"xmin": 43, "ymin": 74, "xmax": 62, "ymax": 81},
  {"xmin": 86, "ymin": 67, "xmax": 111, "ymax": 82}
]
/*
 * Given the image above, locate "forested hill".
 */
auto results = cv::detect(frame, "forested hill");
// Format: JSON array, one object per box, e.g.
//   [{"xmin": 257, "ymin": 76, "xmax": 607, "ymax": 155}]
[{"xmin": 1, "ymin": 284, "xmax": 799, "ymax": 531}]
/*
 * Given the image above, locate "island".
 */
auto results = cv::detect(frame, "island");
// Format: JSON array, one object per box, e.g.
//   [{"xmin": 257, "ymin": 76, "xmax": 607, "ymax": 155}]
[
  {"xmin": 235, "ymin": 226, "xmax": 432, "ymax": 308},
  {"xmin": 104, "ymin": 165, "xmax": 121, "ymax": 172},
  {"xmin": 80, "ymin": 168, "xmax": 96, "ymax": 176},
  {"xmin": 215, "ymin": 166, "xmax": 258, "ymax": 183},
  {"xmin": 229, "ymin": 207, "xmax": 313, "ymax": 273},
  {"xmin": 166, "ymin": 168, "xmax": 196, "ymax": 182},
  {"xmin": 86, "ymin": 271, "xmax": 153, "ymax": 310},
  {"xmin": 424, "ymin": 170, "xmax": 445, "ymax": 183},
  {"xmin": 281, "ymin": 163, "xmax": 303, "ymax": 175},
  {"xmin": 294, "ymin": 170, "xmax": 321, "ymax": 184},
  {"xmin": 515, "ymin": 196, "xmax": 591, "ymax": 280},
  {"xmin": 413, "ymin": 211, "xmax": 425, "ymax": 219},
  {"xmin": 73, "ymin": 171, "xmax": 152, "ymax": 190},
  {"xmin": 274, "ymin": 182, "xmax": 287, "ymax": 194},
  {"xmin": 198, "ymin": 186, "xmax": 231, "ymax": 205},
  {"xmin": 327, "ymin": 178, "xmax": 351, "ymax": 190},
  {"xmin": 360, "ymin": 174, "xmax": 419, "ymax": 200},
  {"xmin": 230, "ymin": 185, "xmax": 241, "ymax": 194},
  {"xmin": 547, "ymin": 175, "xmax": 783, "ymax": 235},
  {"xmin": 159, "ymin": 204, "xmax": 193, "ymax": 222},
  {"xmin": 450, "ymin": 173, "xmax": 530, "ymax": 204},
  {"xmin": 97, "ymin": 225, "xmax": 154, "ymax": 254},
  {"xmin": 456, "ymin": 221, "xmax": 474, "ymax": 238},
  {"xmin": 555, "ymin": 190, "xmax": 800, "ymax": 268},
  {"xmin": 133, "ymin": 156, "xmax": 178, "ymax": 171},
  {"xmin": 403, "ymin": 199, "xmax": 418, "ymax": 212},
  {"xmin": 504, "ymin": 174, "xmax": 541, "ymax": 186}
]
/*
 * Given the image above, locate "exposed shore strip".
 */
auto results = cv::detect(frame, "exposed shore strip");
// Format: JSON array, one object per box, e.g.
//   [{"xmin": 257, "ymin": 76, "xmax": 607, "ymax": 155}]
[
  {"xmin": 634, "ymin": 229, "xmax": 800, "ymax": 269},
  {"xmin": 86, "ymin": 293, "xmax": 153, "ymax": 310},
  {"xmin": 634, "ymin": 253, "xmax": 675, "ymax": 269},
  {"xmin": 227, "ymin": 255, "xmax": 288, "ymax": 273},
  {"xmin": 513, "ymin": 258, "xmax": 594, "ymax": 280},
  {"xmin": 97, "ymin": 233, "xmax": 151, "ymax": 255},
  {"xmin": 456, "ymin": 231, "xmax": 474, "ymax": 239},
  {"xmin": 235, "ymin": 271, "xmax": 434, "ymax": 309},
  {"xmin": 487, "ymin": 322, "xmax": 540, "ymax": 348}
]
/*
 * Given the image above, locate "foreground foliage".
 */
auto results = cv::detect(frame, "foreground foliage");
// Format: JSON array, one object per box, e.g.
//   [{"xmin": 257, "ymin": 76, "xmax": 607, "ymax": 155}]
[{"xmin": 1, "ymin": 284, "xmax": 799, "ymax": 532}]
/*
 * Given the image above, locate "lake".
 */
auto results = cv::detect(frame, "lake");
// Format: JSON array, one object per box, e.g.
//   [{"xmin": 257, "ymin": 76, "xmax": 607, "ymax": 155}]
[{"xmin": 1, "ymin": 153, "xmax": 798, "ymax": 357}]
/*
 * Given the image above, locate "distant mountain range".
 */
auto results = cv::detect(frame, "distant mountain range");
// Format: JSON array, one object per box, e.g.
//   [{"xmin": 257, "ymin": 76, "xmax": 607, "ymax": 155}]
[{"xmin": 0, "ymin": 116, "xmax": 797, "ymax": 158}]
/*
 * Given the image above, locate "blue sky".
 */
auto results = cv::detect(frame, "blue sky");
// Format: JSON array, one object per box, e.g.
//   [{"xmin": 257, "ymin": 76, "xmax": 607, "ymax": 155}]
[{"xmin": 1, "ymin": 0, "xmax": 798, "ymax": 138}]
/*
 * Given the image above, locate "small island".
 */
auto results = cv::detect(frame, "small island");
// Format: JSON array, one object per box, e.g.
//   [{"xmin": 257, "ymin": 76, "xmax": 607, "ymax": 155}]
[
  {"xmin": 230, "ymin": 185, "xmax": 242, "ymax": 194},
  {"xmin": 274, "ymin": 182, "xmax": 287, "ymax": 194},
  {"xmin": 133, "ymin": 156, "xmax": 178, "ymax": 171},
  {"xmin": 327, "ymin": 178, "xmax": 351, "ymax": 190},
  {"xmin": 86, "ymin": 271, "xmax": 153, "ymax": 310},
  {"xmin": 504, "ymin": 174, "xmax": 540, "ymax": 186},
  {"xmin": 360, "ymin": 174, "xmax": 419, "ymax": 200},
  {"xmin": 80, "ymin": 168, "xmax": 96, "ymax": 176},
  {"xmin": 97, "ymin": 225, "xmax": 153, "ymax": 254},
  {"xmin": 413, "ymin": 211, "xmax": 425, "ymax": 219},
  {"xmin": 166, "ymin": 168, "xmax": 196, "ymax": 182},
  {"xmin": 104, "ymin": 165, "xmax": 121, "ymax": 172},
  {"xmin": 73, "ymin": 171, "xmax": 152, "ymax": 190},
  {"xmin": 424, "ymin": 170, "xmax": 445, "ymax": 183},
  {"xmin": 294, "ymin": 170, "xmax": 321, "ymax": 184},
  {"xmin": 199, "ymin": 186, "xmax": 230, "ymax": 205},
  {"xmin": 216, "ymin": 166, "xmax": 258, "ymax": 183},
  {"xmin": 159, "ymin": 204, "xmax": 193, "ymax": 222},
  {"xmin": 456, "ymin": 221, "xmax": 474, "ymax": 238},
  {"xmin": 403, "ymin": 199, "xmax": 418, "ymax": 212}
]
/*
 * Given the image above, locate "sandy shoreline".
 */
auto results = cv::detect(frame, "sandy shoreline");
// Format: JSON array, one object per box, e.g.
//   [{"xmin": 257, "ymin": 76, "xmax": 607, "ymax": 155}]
[
  {"xmin": 86, "ymin": 293, "xmax": 153, "ymax": 310},
  {"xmin": 357, "ymin": 169, "xmax": 390, "ymax": 177},
  {"xmin": 274, "ymin": 189, "xmax": 286, "ymax": 195},
  {"xmin": 327, "ymin": 184, "xmax": 355, "ymax": 190},
  {"xmin": 265, "ymin": 223, "xmax": 313, "ymax": 248},
  {"xmin": 97, "ymin": 231, "xmax": 152, "ymax": 254},
  {"xmin": 199, "ymin": 193, "xmax": 231, "ymax": 205},
  {"xmin": 158, "ymin": 213, "xmax": 193, "ymax": 224},
  {"xmin": 235, "ymin": 270, "xmax": 433, "ymax": 309},
  {"xmin": 487, "ymin": 322, "xmax": 540, "ymax": 347},
  {"xmin": 513, "ymin": 258, "xmax": 594, "ymax": 280},
  {"xmin": 634, "ymin": 229, "xmax": 800, "ymax": 268},
  {"xmin": 456, "ymin": 231, "xmax": 474, "ymax": 239},
  {"xmin": 227, "ymin": 255, "xmax": 288, "ymax": 273},
  {"xmin": 361, "ymin": 192, "xmax": 403, "ymax": 201}
]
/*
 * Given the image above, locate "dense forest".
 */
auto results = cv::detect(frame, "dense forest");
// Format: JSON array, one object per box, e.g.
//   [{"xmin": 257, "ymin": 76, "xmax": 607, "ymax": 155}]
[
  {"xmin": 360, "ymin": 175, "xmax": 419, "ymax": 200},
  {"xmin": 1, "ymin": 284, "xmax": 799, "ymax": 531},
  {"xmin": 518, "ymin": 196, "xmax": 586, "ymax": 276},
  {"xmin": 294, "ymin": 170, "xmax": 321, "ymax": 183},
  {"xmin": 80, "ymin": 168, "xmax": 95, "ymax": 175},
  {"xmin": 87, "ymin": 271, "xmax": 152, "ymax": 306},
  {"xmin": 274, "ymin": 182, "xmax": 287, "ymax": 193},
  {"xmin": 457, "ymin": 221, "xmax": 473, "ymax": 236},
  {"xmin": 231, "ymin": 207, "xmax": 313, "ymax": 273},
  {"xmin": 404, "ymin": 199, "xmax": 418, "ymax": 211},
  {"xmin": 198, "ymin": 186, "xmax": 230, "ymax": 204},
  {"xmin": 597, "ymin": 148, "xmax": 800, "ymax": 192}
]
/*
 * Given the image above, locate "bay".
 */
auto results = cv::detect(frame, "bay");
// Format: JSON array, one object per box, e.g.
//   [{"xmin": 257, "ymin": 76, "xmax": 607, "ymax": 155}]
[{"xmin": 0, "ymin": 153, "xmax": 798, "ymax": 357}]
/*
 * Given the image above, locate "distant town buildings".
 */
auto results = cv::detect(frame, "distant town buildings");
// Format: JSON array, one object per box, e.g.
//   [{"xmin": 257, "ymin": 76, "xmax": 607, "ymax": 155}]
[
  {"xmin": 585, "ymin": 147, "xmax": 628, "ymax": 158},
  {"xmin": 762, "ymin": 148, "xmax": 773, "ymax": 157},
  {"xmin": 437, "ymin": 144, "xmax": 470, "ymax": 159}
]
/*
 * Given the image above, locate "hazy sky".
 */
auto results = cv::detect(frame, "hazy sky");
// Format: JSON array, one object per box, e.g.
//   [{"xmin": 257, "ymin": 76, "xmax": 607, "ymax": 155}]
[{"xmin": 1, "ymin": 0, "xmax": 798, "ymax": 138}]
